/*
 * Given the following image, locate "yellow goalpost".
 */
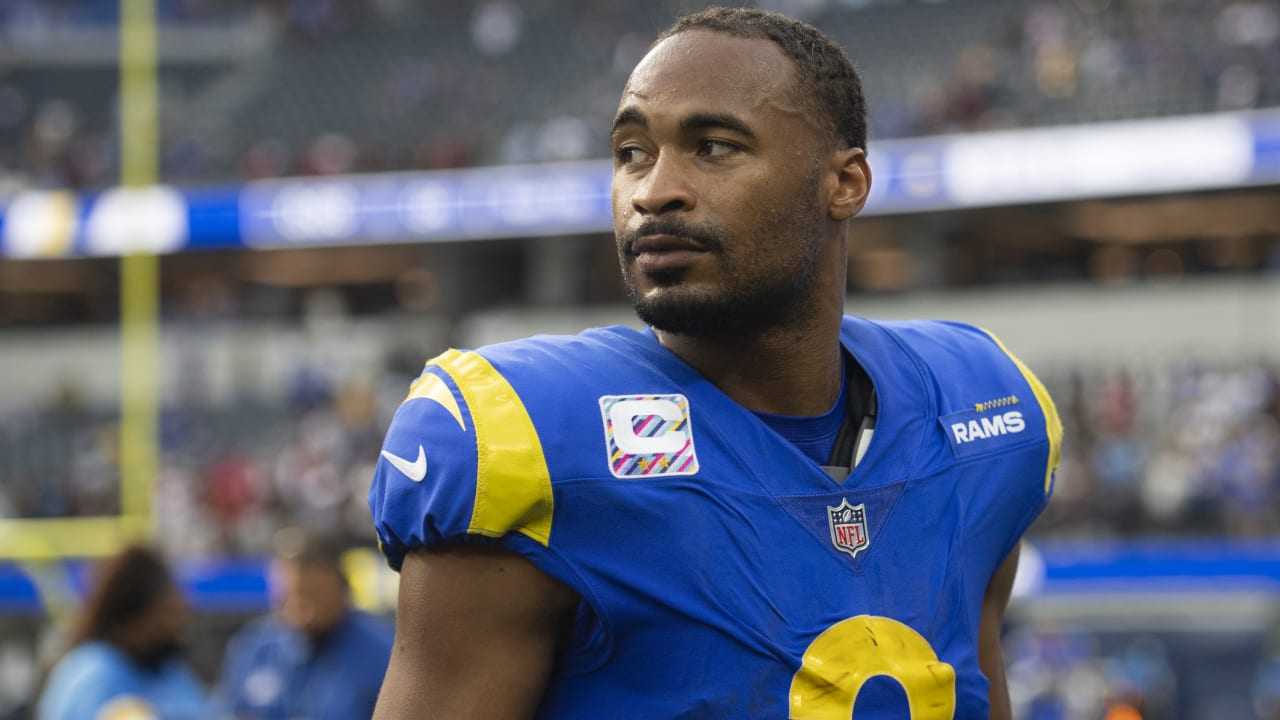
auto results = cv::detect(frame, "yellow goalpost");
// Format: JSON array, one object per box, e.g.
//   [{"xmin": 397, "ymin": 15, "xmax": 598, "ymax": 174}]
[
  {"xmin": 0, "ymin": 0, "xmax": 158, "ymax": 589},
  {"xmin": 117, "ymin": 0, "xmax": 161, "ymax": 548}
]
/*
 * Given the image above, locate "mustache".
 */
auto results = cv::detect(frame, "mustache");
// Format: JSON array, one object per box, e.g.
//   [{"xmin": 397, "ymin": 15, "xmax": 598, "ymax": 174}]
[{"xmin": 621, "ymin": 219, "xmax": 723, "ymax": 254}]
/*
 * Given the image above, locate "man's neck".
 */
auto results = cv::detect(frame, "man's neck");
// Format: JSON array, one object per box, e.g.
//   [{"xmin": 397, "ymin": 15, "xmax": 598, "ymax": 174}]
[{"xmin": 655, "ymin": 318, "xmax": 844, "ymax": 417}]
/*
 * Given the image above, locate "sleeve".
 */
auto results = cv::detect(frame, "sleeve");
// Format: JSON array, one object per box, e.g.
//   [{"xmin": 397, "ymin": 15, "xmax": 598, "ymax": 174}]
[
  {"xmin": 959, "ymin": 322, "xmax": 1062, "ymax": 564},
  {"xmin": 977, "ymin": 325, "xmax": 1063, "ymax": 500},
  {"xmin": 894, "ymin": 319, "xmax": 1062, "ymax": 566},
  {"xmin": 368, "ymin": 348, "xmax": 556, "ymax": 571}
]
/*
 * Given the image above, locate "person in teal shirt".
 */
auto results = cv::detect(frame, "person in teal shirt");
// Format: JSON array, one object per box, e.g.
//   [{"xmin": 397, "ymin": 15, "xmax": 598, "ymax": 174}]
[{"xmin": 37, "ymin": 544, "xmax": 222, "ymax": 720}]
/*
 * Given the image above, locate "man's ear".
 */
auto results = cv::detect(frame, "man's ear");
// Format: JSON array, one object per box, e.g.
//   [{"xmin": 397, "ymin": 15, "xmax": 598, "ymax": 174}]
[{"xmin": 827, "ymin": 147, "xmax": 871, "ymax": 222}]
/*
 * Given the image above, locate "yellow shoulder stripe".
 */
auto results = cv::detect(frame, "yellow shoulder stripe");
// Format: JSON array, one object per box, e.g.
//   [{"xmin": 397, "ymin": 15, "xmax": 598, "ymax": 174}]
[
  {"xmin": 406, "ymin": 370, "xmax": 466, "ymax": 430},
  {"xmin": 427, "ymin": 349, "xmax": 554, "ymax": 546},
  {"xmin": 981, "ymin": 330, "xmax": 1062, "ymax": 495}
]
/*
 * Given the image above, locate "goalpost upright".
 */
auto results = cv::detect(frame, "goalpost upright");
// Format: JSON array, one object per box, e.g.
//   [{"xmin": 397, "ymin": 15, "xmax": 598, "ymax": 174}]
[{"xmin": 0, "ymin": 0, "xmax": 159, "ymax": 575}]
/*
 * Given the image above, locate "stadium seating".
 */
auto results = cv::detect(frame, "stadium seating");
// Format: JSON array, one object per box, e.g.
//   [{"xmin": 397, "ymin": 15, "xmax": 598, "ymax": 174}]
[{"xmin": 1, "ymin": 0, "xmax": 1277, "ymax": 188}]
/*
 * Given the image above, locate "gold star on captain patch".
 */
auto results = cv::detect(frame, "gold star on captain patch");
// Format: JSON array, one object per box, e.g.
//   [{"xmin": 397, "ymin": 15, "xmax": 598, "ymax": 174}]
[
  {"xmin": 658, "ymin": 456, "xmax": 671, "ymax": 469},
  {"xmin": 637, "ymin": 457, "xmax": 652, "ymax": 471}
]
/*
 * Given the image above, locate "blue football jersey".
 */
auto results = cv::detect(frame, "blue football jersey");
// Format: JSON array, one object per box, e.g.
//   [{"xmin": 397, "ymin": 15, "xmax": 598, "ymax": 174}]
[{"xmin": 370, "ymin": 316, "xmax": 1061, "ymax": 719}]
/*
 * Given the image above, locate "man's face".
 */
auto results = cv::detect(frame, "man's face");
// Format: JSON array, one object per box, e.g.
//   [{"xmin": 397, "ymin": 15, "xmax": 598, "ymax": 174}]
[
  {"xmin": 610, "ymin": 30, "xmax": 831, "ymax": 337},
  {"xmin": 272, "ymin": 561, "xmax": 347, "ymax": 637}
]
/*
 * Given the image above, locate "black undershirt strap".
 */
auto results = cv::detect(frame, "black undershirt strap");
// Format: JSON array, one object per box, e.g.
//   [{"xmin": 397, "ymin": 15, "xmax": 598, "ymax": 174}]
[{"xmin": 826, "ymin": 354, "xmax": 876, "ymax": 472}]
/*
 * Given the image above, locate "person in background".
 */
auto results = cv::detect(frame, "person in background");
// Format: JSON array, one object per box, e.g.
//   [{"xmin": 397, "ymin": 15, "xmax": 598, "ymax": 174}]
[
  {"xmin": 36, "ymin": 543, "xmax": 218, "ymax": 720},
  {"xmin": 217, "ymin": 527, "xmax": 393, "ymax": 720}
]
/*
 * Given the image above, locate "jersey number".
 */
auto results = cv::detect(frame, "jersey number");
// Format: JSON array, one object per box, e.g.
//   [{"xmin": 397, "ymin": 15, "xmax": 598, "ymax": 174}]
[{"xmin": 789, "ymin": 615, "xmax": 955, "ymax": 719}]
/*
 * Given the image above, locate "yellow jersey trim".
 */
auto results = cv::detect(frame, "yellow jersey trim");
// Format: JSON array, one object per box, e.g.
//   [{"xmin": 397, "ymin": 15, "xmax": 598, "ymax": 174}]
[
  {"xmin": 406, "ymin": 370, "xmax": 466, "ymax": 430},
  {"xmin": 981, "ymin": 330, "xmax": 1062, "ymax": 495},
  {"xmin": 429, "ymin": 349, "xmax": 554, "ymax": 546}
]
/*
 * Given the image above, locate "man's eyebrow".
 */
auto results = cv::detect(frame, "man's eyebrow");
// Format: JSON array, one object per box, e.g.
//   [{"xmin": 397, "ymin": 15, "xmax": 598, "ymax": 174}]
[
  {"xmin": 679, "ymin": 112, "xmax": 756, "ymax": 140},
  {"xmin": 611, "ymin": 107, "xmax": 647, "ymax": 138},
  {"xmin": 610, "ymin": 109, "xmax": 758, "ymax": 141}
]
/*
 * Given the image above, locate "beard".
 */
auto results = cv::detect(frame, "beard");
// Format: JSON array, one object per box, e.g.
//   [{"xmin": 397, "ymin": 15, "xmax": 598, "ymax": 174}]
[{"xmin": 617, "ymin": 188, "xmax": 825, "ymax": 338}]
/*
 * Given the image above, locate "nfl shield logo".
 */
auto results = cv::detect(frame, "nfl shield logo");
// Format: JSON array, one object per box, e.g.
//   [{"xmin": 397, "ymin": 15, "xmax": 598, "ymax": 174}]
[{"xmin": 827, "ymin": 499, "xmax": 870, "ymax": 559}]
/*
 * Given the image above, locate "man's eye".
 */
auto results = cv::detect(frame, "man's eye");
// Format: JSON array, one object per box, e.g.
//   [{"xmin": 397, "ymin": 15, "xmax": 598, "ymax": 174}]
[
  {"xmin": 696, "ymin": 139, "xmax": 740, "ymax": 158},
  {"xmin": 615, "ymin": 146, "xmax": 650, "ymax": 165}
]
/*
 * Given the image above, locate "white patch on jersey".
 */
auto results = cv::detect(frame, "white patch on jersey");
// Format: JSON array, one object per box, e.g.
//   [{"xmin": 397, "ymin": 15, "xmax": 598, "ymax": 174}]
[{"xmin": 600, "ymin": 394, "xmax": 699, "ymax": 478}]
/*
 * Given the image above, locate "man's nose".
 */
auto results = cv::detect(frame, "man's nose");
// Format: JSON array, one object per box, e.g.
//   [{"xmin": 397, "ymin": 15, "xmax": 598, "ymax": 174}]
[{"xmin": 630, "ymin": 154, "xmax": 696, "ymax": 216}]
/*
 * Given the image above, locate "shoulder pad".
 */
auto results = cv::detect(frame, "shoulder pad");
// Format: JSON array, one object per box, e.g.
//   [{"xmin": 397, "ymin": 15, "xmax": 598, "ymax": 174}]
[
  {"xmin": 884, "ymin": 320, "xmax": 1061, "ymax": 494},
  {"xmin": 369, "ymin": 348, "xmax": 554, "ymax": 570}
]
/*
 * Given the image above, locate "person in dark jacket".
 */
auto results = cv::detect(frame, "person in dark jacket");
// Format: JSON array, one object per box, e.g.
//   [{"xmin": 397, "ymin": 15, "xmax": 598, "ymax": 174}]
[{"xmin": 218, "ymin": 528, "xmax": 392, "ymax": 720}]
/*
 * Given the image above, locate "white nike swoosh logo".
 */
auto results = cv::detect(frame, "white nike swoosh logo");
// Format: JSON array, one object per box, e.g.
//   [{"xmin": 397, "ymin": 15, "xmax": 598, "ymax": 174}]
[{"xmin": 381, "ymin": 445, "xmax": 427, "ymax": 482}]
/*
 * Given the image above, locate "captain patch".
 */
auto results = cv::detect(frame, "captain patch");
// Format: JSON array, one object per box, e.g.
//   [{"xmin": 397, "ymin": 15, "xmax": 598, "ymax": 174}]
[{"xmin": 600, "ymin": 394, "xmax": 699, "ymax": 478}]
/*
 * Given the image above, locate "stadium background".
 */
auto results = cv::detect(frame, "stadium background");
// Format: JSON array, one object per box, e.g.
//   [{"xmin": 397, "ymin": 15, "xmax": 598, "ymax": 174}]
[{"xmin": 1, "ymin": 0, "xmax": 1279, "ymax": 717}]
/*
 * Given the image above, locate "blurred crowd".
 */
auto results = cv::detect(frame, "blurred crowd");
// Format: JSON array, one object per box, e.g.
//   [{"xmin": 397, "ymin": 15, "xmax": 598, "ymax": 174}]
[
  {"xmin": 0, "ymin": 366, "xmax": 411, "ymax": 557},
  {"xmin": 1005, "ymin": 624, "xmax": 1181, "ymax": 720},
  {"xmin": 1039, "ymin": 359, "xmax": 1280, "ymax": 540},
  {"xmin": 0, "ymin": 0, "xmax": 1276, "ymax": 191}
]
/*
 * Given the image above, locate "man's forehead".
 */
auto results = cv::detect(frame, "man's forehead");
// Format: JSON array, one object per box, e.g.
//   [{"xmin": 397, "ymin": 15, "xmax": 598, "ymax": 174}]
[{"xmin": 621, "ymin": 30, "xmax": 797, "ymax": 110}]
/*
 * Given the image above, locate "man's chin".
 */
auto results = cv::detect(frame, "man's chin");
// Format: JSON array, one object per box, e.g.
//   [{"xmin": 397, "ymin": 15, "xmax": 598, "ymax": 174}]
[
  {"xmin": 633, "ymin": 283, "xmax": 804, "ymax": 339},
  {"xmin": 635, "ymin": 295, "xmax": 740, "ymax": 337},
  {"xmin": 638, "ymin": 264, "xmax": 690, "ymax": 288}
]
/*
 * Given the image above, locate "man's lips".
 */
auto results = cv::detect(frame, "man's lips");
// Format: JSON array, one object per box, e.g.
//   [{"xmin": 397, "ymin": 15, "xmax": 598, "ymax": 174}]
[
  {"xmin": 629, "ymin": 233, "xmax": 711, "ymax": 271},
  {"xmin": 629, "ymin": 233, "xmax": 708, "ymax": 256}
]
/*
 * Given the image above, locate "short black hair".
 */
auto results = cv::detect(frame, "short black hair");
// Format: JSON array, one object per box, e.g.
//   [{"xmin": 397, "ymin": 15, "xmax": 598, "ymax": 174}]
[{"xmin": 655, "ymin": 7, "xmax": 867, "ymax": 151}]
